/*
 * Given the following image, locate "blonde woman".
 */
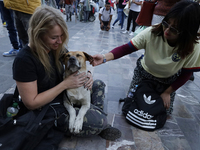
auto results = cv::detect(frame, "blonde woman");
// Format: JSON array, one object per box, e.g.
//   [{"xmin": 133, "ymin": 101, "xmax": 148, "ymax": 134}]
[{"xmin": 12, "ymin": 5, "xmax": 121, "ymax": 149}]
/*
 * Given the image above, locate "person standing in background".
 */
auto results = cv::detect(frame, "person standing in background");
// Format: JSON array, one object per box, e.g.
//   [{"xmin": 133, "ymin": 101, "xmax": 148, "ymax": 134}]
[
  {"xmin": 65, "ymin": 0, "xmax": 73, "ymax": 21},
  {"xmin": 0, "ymin": 0, "xmax": 21, "ymax": 57},
  {"xmin": 99, "ymin": 0, "xmax": 105, "ymax": 9},
  {"xmin": 111, "ymin": 0, "xmax": 127, "ymax": 30},
  {"xmin": 83, "ymin": 0, "xmax": 91, "ymax": 22},
  {"xmin": 0, "ymin": 3, "xmax": 6, "ymax": 27},
  {"xmin": 151, "ymin": 0, "xmax": 182, "ymax": 25},
  {"xmin": 122, "ymin": 0, "xmax": 143, "ymax": 36},
  {"xmin": 3, "ymin": 0, "xmax": 41, "ymax": 48}
]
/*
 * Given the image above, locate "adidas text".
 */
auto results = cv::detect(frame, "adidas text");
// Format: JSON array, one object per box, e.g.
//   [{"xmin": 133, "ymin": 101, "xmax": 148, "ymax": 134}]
[{"xmin": 134, "ymin": 109, "xmax": 154, "ymax": 119}]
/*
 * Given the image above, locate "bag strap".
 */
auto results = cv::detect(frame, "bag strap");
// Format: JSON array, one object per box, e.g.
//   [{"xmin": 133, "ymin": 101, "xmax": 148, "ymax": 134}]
[{"xmin": 25, "ymin": 104, "xmax": 51, "ymax": 133}]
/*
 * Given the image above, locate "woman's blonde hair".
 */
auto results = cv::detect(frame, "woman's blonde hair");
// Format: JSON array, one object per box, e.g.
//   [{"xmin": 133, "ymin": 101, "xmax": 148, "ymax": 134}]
[{"xmin": 28, "ymin": 5, "xmax": 69, "ymax": 77}]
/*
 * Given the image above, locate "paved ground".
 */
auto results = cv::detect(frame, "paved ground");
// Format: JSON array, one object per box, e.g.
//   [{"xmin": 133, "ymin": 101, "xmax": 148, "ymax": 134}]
[{"xmin": 0, "ymin": 9, "xmax": 200, "ymax": 150}]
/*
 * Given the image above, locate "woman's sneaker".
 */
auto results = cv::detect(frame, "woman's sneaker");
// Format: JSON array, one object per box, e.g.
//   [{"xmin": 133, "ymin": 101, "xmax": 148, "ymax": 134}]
[
  {"xmin": 3, "ymin": 48, "xmax": 19, "ymax": 57},
  {"xmin": 129, "ymin": 31, "xmax": 134, "ymax": 36},
  {"xmin": 99, "ymin": 126, "xmax": 121, "ymax": 141},
  {"xmin": 122, "ymin": 30, "xmax": 128, "ymax": 34}
]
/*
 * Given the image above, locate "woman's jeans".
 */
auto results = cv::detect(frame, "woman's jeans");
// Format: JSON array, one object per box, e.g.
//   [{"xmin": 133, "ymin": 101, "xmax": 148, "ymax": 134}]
[
  {"xmin": 0, "ymin": 2, "xmax": 20, "ymax": 49},
  {"xmin": 113, "ymin": 8, "xmax": 125, "ymax": 29}
]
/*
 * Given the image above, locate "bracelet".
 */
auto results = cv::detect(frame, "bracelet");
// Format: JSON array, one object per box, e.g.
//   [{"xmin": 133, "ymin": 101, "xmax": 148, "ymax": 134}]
[{"xmin": 102, "ymin": 54, "xmax": 107, "ymax": 63}]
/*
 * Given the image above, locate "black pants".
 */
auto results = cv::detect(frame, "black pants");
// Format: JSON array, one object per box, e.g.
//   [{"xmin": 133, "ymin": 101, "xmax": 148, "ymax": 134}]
[
  {"xmin": 126, "ymin": 10, "xmax": 139, "ymax": 32},
  {"xmin": 100, "ymin": 21, "xmax": 109, "ymax": 30}
]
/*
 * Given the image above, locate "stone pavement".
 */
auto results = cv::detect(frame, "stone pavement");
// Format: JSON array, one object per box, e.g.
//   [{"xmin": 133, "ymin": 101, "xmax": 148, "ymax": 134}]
[{"xmin": 0, "ymin": 9, "xmax": 200, "ymax": 150}]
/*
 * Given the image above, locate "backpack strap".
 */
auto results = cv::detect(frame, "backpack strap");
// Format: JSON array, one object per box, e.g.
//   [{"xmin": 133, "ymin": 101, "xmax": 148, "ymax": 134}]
[{"xmin": 102, "ymin": 7, "xmax": 111, "ymax": 14}]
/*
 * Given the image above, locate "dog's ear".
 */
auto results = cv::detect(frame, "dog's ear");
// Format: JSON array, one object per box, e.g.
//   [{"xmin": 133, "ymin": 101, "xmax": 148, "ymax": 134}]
[
  {"xmin": 60, "ymin": 54, "xmax": 65, "ymax": 63},
  {"xmin": 59, "ymin": 52, "xmax": 68, "ymax": 63},
  {"xmin": 83, "ymin": 52, "xmax": 93, "ymax": 62}
]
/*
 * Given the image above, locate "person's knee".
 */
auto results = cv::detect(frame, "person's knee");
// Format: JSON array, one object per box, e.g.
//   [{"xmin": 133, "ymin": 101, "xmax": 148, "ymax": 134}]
[
  {"xmin": 106, "ymin": 27, "xmax": 110, "ymax": 31},
  {"xmin": 100, "ymin": 25, "xmax": 104, "ymax": 30},
  {"xmin": 92, "ymin": 79, "xmax": 106, "ymax": 90}
]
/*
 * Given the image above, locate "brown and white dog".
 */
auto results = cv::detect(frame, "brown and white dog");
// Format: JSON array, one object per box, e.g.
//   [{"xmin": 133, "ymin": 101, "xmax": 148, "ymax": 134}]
[{"xmin": 62, "ymin": 51, "xmax": 93, "ymax": 134}]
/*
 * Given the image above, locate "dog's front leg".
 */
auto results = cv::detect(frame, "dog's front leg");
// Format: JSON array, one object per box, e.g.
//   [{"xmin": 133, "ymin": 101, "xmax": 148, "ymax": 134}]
[
  {"xmin": 73, "ymin": 103, "xmax": 90, "ymax": 134},
  {"xmin": 64, "ymin": 101, "xmax": 76, "ymax": 133}
]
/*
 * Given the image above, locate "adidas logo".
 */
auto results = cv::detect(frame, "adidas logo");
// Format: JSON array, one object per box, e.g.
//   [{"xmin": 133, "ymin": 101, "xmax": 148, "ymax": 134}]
[
  {"xmin": 143, "ymin": 94, "xmax": 156, "ymax": 105},
  {"xmin": 134, "ymin": 109, "xmax": 154, "ymax": 119}
]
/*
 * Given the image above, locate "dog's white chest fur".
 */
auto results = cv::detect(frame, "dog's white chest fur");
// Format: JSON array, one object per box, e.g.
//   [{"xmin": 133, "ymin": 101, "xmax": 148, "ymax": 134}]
[{"xmin": 67, "ymin": 86, "xmax": 90, "ymax": 105}]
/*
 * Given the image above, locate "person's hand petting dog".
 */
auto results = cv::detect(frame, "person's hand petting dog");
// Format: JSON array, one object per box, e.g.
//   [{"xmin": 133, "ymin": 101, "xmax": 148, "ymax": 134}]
[{"xmin": 90, "ymin": 54, "xmax": 104, "ymax": 66}]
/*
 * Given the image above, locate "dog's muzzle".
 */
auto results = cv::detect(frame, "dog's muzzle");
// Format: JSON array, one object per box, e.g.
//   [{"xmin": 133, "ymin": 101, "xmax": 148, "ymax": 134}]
[{"xmin": 67, "ymin": 56, "xmax": 81, "ymax": 72}]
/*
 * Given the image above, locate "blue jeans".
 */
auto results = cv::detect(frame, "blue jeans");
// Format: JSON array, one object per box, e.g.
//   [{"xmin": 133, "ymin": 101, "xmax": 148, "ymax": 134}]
[
  {"xmin": 13, "ymin": 10, "xmax": 31, "ymax": 47},
  {"xmin": 113, "ymin": 8, "xmax": 125, "ymax": 29},
  {"xmin": 73, "ymin": 0, "xmax": 78, "ymax": 14},
  {"xmin": 84, "ymin": 11, "xmax": 90, "ymax": 21},
  {"xmin": 0, "ymin": 1, "xmax": 20, "ymax": 49}
]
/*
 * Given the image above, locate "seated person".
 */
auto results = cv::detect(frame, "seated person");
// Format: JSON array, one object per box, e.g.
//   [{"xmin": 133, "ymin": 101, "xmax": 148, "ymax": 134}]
[
  {"xmin": 99, "ymin": 1, "xmax": 114, "ymax": 31},
  {"xmin": 11, "ymin": 5, "xmax": 121, "ymax": 149}
]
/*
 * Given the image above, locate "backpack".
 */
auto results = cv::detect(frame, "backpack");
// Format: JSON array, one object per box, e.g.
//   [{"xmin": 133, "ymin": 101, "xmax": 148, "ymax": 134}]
[
  {"xmin": 102, "ymin": 7, "xmax": 112, "ymax": 14},
  {"xmin": 121, "ymin": 80, "xmax": 169, "ymax": 131},
  {"xmin": 0, "ymin": 88, "xmax": 56, "ymax": 149}
]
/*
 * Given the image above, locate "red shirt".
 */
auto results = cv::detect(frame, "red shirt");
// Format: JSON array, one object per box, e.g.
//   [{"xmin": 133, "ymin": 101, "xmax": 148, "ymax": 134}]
[
  {"xmin": 65, "ymin": 0, "xmax": 73, "ymax": 5},
  {"xmin": 153, "ymin": 0, "xmax": 181, "ymax": 16}
]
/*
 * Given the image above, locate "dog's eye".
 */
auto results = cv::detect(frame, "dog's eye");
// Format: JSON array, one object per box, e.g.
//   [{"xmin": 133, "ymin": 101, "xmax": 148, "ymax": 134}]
[
  {"xmin": 76, "ymin": 54, "xmax": 82, "ymax": 57},
  {"xmin": 66, "ymin": 54, "xmax": 70, "ymax": 57}
]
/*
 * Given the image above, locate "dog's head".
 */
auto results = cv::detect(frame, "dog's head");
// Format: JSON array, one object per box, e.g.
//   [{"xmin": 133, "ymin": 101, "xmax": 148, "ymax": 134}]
[{"xmin": 61, "ymin": 51, "xmax": 93, "ymax": 74}]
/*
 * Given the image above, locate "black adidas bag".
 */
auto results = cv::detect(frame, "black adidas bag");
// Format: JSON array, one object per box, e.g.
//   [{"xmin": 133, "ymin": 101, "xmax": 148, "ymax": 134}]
[{"xmin": 122, "ymin": 80, "xmax": 169, "ymax": 131}]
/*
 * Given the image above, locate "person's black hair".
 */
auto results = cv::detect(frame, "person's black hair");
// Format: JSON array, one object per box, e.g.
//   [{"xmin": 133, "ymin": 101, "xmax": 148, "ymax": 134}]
[
  {"xmin": 152, "ymin": 0, "xmax": 200, "ymax": 59},
  {"xmin": 105, "ymin": 1, "xmax": 110, "ymax": 5}
]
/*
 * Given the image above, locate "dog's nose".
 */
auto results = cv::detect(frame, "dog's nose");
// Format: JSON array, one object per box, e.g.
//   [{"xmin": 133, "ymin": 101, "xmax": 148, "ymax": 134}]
[{"xmin": 69, "ymin": 56, "xmax": 76, "ymax": 62}]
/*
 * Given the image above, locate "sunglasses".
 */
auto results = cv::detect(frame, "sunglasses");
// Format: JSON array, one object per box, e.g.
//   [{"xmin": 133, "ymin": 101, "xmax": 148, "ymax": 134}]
[{"xmin": 162, "ymin": 21, "xmax": 180, "ymax": 35}]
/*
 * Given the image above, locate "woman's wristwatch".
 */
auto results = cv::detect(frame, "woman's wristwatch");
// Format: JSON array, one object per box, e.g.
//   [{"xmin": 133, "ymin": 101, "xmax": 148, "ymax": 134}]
[{"xmin": 102, "ymin": 54, "xmax": 106, "ymax": 63}]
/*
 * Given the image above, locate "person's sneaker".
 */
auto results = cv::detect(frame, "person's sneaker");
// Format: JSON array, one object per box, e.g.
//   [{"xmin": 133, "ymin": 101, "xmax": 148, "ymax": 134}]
[
  {"xmin": 122, "ymin": 30, "xmax": 128, "ymax": 34},
  {"xmin": 121, "ymin": 27, "xmax": 125, "ymax": 30},
  {"xmin": 129, "ymin": 31, "xmax": 134, "ymax": 36},
  {"xmin": 111, "ymin": 25, "xmax": 114, "ymax": 29},
  {"xmin": 99, "ymin": 126, "xmax": 121, "ymax": 141},
  {"xmin": 3, "ymin": 22, "xmax": 6, "ymax": 27},
  {"xmin": 3, "ymin": 48, "xmax": 19, "ymax": 57}
]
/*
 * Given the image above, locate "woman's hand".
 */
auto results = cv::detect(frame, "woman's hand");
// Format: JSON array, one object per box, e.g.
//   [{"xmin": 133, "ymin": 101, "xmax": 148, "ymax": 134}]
[
  {"xmin": 160, "ymin": 92, "xmax": 171, "ymax": 109},
  {"xmin": 63, "ymin": 72, "xmax": 88, "ymax": 89},
  {"xmin": 160, "ymin": 86, "xmax": 174, "ymax": 109},
  {"xmin": 90, "ymin": 54, "xmax": 104, "ymax": 66}
]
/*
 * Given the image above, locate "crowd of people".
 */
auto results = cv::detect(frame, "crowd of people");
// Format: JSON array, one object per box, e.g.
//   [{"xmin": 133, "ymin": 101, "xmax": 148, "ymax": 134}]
[{"xmin": 0, "ymin": 0, "xmax": 199, "ymax": 148}]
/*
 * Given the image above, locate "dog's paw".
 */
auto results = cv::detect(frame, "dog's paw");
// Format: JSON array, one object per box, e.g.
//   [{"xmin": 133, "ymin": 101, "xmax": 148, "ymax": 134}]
[
  {"xmin": 73, "ymin": 117, "xmax": 84, "ymax": 134},
  {"xmin": 69, "ymin": 117, "xmax": 76, "ymax": 133}
]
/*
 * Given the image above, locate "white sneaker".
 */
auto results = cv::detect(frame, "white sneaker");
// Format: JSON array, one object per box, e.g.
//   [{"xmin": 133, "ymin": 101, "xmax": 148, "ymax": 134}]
[
  {"xmin": 122, "ymin": 30, "xmax": 128, "ymax": 34},
  {"xmin": 121, "ymin": 27, "xmax": 125, "ymax": 30},
  {"xmin": 111, "ymin": 25, "xmax": 114, "ymax": 29},
  {"xmin": 129, "ymin": 31, "xmax": 134, "ymax": 36}
]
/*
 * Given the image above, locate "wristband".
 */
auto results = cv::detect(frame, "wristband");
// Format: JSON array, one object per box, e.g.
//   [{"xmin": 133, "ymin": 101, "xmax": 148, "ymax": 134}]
[{"xmin": 102, "ymin": 54, "xmax": 106, "ymax": 63}]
